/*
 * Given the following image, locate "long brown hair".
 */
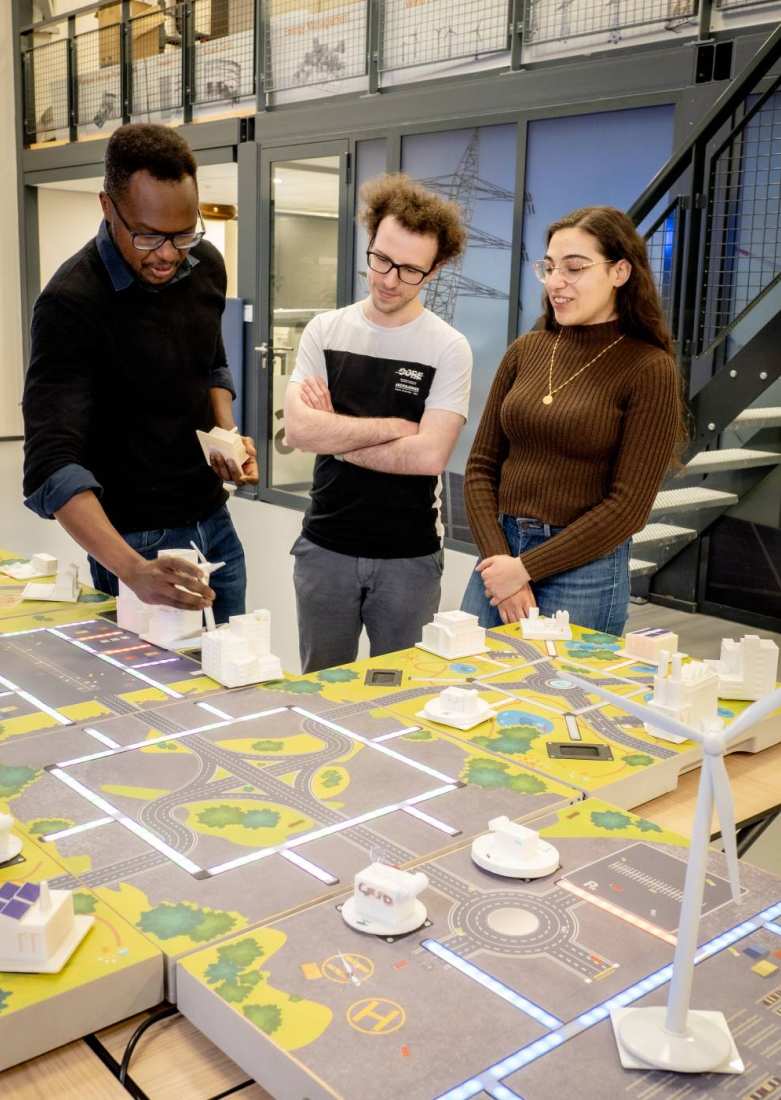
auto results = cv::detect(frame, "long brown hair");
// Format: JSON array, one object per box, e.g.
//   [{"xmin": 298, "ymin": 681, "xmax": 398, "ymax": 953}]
[{"xmin": 542, "ymin": 205, "xmax": 674, "ymax": 355}]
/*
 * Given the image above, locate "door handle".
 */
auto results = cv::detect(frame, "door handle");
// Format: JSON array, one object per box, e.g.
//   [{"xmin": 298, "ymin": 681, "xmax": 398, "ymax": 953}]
[{"xmin": 254, "ymin": 343, "xmax": 268, "ymax": 369}]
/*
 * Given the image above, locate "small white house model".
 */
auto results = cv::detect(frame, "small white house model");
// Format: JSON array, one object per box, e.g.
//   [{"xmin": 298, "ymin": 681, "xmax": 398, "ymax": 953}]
[
  {"xmin": 0, "ymin": 880, "xmax": 93, "ymax": 973},
  {"xmin": 418, "ymin": 610, "xmax": 486, "ymax": 658},
  {"xmin": 645, "ymin": 652, "xmax": 721, "ymax": 743},
  {"xmin": 521, "ymin": 607, "xmax": 572, "ymax": 640},
  {"xmin": 418, "ymin": 685, "xmax": 495, "ymax": 730},
  {"xmin": 201, "ymin": 610, "xmax": 283, "ymax": 688},
  {"xmin": 471, "ymin": 816, "xmax": 560, "ymax": 879},
  {"xmin": 196, "ymin": 427, "xmax": 248, "ymax": 476},
  {"xmin": 342, "ymin": 862, "xmax": 429, "ymax": 936},
  {"xmin": 0, "ymin": 552, "xmax": 58, "ymax": 580},
  {"xmin": 22, "ymin": 562, "xmax": 80, "ymax": 603},
  {"xmin": 704, "ymin": 634, "xmax": 779, "ymax": 701},
  {"xmin": 622, "ymin": 627, "xmax": 679, "ymax": 664},
  {"xmin": 117, "ymin": 578, "xmax": 152, "ymax": 636},
  {"xmin": 0, "ymin": 813, "xmax": 22, "ymax": 864}
]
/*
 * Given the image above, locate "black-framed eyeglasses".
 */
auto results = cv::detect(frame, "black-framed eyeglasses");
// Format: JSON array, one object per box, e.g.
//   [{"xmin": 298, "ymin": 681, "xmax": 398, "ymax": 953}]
[
  {"xmin": 107, "ymin": 192, "xmax": 206, "ymax": 252},
  {"xmin": 366, "ymin": 249, "xmax": 435, "ymax": 286}
]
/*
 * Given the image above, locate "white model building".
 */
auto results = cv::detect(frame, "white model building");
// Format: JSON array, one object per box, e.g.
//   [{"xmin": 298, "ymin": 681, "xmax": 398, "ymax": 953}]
[
  {"xmin": 704, "ymin": 634, "xmax": 779, "ymax": 701},
  {"xmin": 418, "ymin": 686, "xmax": 495, "ymax": 730},
  {"xmin": 471, "ymin": 816, "xmax": 560, "ymax": 878},
  {"xmin": 196, "ymin": 426, "xmax": 248, "ymax": 475},
  {"xmin": 341, "ymin": 862, "xmax": 429, "ymax": 936},
  {"xmin": 0, "ymin": 552, "xmax": 58, "ymax": 580},
  {"xmin": 22, "ymin": 562, "xmax": 80, "ymax": 603},
  {"xmin": 139, "ymin": 549, "xmax": 205, "ymax": 649},
  {"xmin": 0, "ymin": 813, "xmax": 22, "ymax": 864},
  {"xmin": 622, "ymin": 627, "xmax": 679, "ymax": 663},
  {"xmin": 645, "ymin": 652, "xmax": 721, "ymax": 743},
  {"xmin": 0, "ymin": 879, "xmax": 93, "ymax": 973},
  {"xmin": 520, "ymin": 607, "xmax": 572, "ymax": 640},
  {"xmin": 201, "ymin": 610, "xmax": 283, "ymax": 688},
  {"xmin": 117, "ymin": 578, "xmax": 151, "ymax": 636},
  {"xmin": 418, "ymin": 610, "xmax": 486, "ymax": 658}
]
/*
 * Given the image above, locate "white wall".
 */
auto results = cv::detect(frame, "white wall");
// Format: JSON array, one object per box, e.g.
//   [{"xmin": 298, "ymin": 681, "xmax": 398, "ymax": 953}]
[
  {"xmin": 0, "ymin": 2, "xmax": 24, "ymax": 439},
  {"xmin": 37, "ymin": 188, "xmax": 104, "ymax": 285}
]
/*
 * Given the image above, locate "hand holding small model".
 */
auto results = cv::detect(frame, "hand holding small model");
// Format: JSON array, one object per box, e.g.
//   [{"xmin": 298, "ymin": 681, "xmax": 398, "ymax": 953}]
[
  {"xmin": 121, "ymin": 555, "xmax": 214, "ymax": 610},
  {"xmin": 209, "ymin": 435, "xmax": 259, "ymax": 485}
]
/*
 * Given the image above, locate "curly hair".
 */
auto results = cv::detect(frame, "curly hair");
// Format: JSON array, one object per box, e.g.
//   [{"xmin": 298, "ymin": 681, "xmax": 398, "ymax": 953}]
[
  {"xmin": 104, "ymin": 123, "xmax": 197, "ymax": 198},
  {"xmin": 359, "ymin": 173, "xmax": 466, "ymax": 266}
]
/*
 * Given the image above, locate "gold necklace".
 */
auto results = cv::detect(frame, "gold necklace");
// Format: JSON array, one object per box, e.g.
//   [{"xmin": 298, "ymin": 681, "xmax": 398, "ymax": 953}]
[{"xmin": 542, "ymin": 330, "xmax": 625, "ymax": 406}]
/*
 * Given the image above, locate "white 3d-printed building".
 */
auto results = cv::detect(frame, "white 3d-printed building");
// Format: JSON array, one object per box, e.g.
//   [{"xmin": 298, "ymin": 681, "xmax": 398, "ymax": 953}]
[
  {"xmin": 201, "ymin": 610, "xmax": 283, "ymax": 688},
  {"xmin": 521, "ymin": 607, "xmax": 572, "ymax": 640},
  {"xmin": 646, "ymin": 652, "xmax": 720, "ymax": 740},
  {"xmin": 704, "ymin": 634, "xmax": 779, "ymax": 701},
  {"xmin": 623, "ymin": 627, "xmax": 679, "ymax": 663},
  {"xmin": 419, "ymin": 610, "xmax": 486, "ymax": 658},
  {"xmin": 0, "ymin": 881, "xmax": 76, "ymax": 968},
  {"xmin": 352, "ymin": 864, "xmax": 429, "ymax": 930}
]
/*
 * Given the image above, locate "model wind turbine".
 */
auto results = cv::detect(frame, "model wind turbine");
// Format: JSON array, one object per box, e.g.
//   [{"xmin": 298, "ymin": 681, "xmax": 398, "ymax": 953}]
[
  {"xmin": 563, "ymin": 668, "xmax": 781, "ymax": 1075},
  {"xmin": 189, "ymin": 541, "xmax": 224, "ymax": 634}
]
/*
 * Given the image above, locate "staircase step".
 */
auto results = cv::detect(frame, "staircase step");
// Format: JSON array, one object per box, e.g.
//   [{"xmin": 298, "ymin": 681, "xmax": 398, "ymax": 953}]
[
  {"xmin": 679, "ymin": 448, "xmax": 781, "ymax": 476},
  {"xmin": 729, "ymin": 407, "xmax": 781, "ymax": 431},
  {"xmin": 630, "ymin": 558, "xmax": 657, "ymax": 577},
  {"xmin": 651, "ymin": 487, "xmax": 738, "ymax": 515},
  {"xmin": 632, "ymin": 523, "xmax": 697, "ymax": 549}
]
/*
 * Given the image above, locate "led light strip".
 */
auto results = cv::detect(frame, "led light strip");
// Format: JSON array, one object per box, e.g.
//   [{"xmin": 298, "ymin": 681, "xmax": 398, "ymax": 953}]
[
  {"xmin": 207, "ymin": 783, "xmax": 458, "ymax": 876},
  {"xmin": 293, "ymin": 706, "xmax": 457, "ymax": 784},
  {"xmin": 83, "ymin": 727, "xmax": 120, "ymax": 749},
  {"xmin": 134, "ymin": 657, "xmax": 182, "ymax": 669},
  {"xmin": 765, "ymin": 920, "xmax": 781, "ymax": 936},
  {"xmin": 558, "ymin": 879, "xmax": 677, "ymax": 945},
  {"xmin": 280, "ymin": 850, "xmax": 339, "ymax": 885},
  {"xmin": 48, "ymin": 627, "xmax": 183, "ymax": 698},
  {"xmin": 373, "ymin": 726, "xmax": 421, "ymax": 743},
  {"xmin": 0, "ymin": 671, "xmax": 72, "ymax": 726},
  {"xmin": 42, "ymin": 816, "xmax": 114, "ymax": 842},
  {"xmin": 401, "ymin": 805, "xmax": 459, "ymax": 835},
  {"xmin": 421, "ymin": 939, "xmax": 562, "ymax": 1029},
  {"xmin": 197, "ymin": 701, "xmax": 234, "ymax": 720}
]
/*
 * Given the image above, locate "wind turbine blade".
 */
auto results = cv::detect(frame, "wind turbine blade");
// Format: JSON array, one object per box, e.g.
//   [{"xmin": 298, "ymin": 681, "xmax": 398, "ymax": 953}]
[
  {"xmin": 721, "ymin": 686, "xmax": 781, "ymax": 746},
  {"xmin": 709, "ymin": 752, "xmax": 741, "ymax": 903},
  {"xmin": 560, "ymin": 672, "xmax": 699, "ymax": 744}
]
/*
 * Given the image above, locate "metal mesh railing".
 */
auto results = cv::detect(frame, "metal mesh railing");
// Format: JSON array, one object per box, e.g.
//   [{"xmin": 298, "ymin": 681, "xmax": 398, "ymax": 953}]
[
  {"xmin": 75, "ymin": 25, "xmax": 122, "ymax": 128},
  {"xmin": 130, "ymin": 3, "xmax": 183, "ymax": 115},
  {"xmin": 193, "ymin": 0, "xmax": 255, "ymax": 104},
  {"xmin": 524, "ymin": 0, "xmax": 698, "ymax": 46},
  {"xmin": 700, "ymin": 88, "xmax": 781, "ymax": 351},
  {"xmin": 379, "ymin": 0, "xmax": 510, "ymax": 73},
  {"xmin": 716, "ymin": 0, "xmax": 779, "ymax": 9},
  {"xmin": 22, "ymin": 38, "xmax": 69, "ymax": 142},
  {"xmin": 644, "ymin": 197, "xmax": 684, "ymax": 331},
  {"xmin": 262, "ymin": 0, "xmax": 368, "ymax": 93}
]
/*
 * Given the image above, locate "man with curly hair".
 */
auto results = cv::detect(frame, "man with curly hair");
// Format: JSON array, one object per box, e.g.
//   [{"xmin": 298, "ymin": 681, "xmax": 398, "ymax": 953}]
[
  {"xmin": 284, "ymin": 173, "xmax": 472, "ymax": 672},
  {"xmin": 23, "ymin": 123, "xmax": 256, "ymax": 622}
]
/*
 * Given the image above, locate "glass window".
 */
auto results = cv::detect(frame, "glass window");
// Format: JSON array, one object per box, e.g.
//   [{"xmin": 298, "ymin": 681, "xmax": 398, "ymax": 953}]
[{"xmin": 353, "ymin": 138, "xmax": 387, "ymax": 301}]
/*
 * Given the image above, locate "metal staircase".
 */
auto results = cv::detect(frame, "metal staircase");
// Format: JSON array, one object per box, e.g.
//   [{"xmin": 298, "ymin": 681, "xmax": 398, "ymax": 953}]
[{"xmin": 625, "ymin": 21, "xmax": 781, "ymax": 628}]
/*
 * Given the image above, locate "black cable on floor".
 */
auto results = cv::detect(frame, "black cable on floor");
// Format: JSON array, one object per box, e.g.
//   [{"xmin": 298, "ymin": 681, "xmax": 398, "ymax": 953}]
[
  {"xmin": 83, "ymin": 1033, "xmax": 150, "ymax": 1100},
  {"xmin": 207, "ymin": 1081, "xmax": 256, "ymax": 1100},
  {"xmin": 119, "ymin": 1004, "xmax": 180, "ymax": 1086}
]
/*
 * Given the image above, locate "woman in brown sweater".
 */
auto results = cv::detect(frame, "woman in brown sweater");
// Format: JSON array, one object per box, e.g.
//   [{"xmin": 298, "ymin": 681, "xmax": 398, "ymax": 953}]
[{"xmin": 462, "ymin": 205, "xmax": 684, "ymax": 634}]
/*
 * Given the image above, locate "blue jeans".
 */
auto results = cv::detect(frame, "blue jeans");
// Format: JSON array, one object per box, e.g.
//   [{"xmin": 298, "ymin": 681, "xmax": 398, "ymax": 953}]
[
  {"xmin": 462, "ymin": 514, "xmax": 630, "ymax": 636},
  {"xmin": 89, "ymin": 504, "xmax": 247, "ymax": 625}
]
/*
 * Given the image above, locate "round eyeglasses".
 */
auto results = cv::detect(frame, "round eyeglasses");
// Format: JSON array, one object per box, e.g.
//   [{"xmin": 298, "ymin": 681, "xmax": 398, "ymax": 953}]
[
  {"xmin": 108, "ymin": 192, "xmax": 206, "ymax": 252},
  {"xmin": 532, "ymin": 258, "xmax": 617, "ymax": 284},
  {"xmin": 367, "ymin": 250, "xmax": 434, "ymax": 286}
]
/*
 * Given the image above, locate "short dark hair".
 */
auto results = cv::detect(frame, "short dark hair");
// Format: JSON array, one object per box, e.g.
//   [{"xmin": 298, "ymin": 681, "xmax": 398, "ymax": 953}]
[{"xmin": 104, "ymin": 123, "xmax": 198, "ymax": 198}]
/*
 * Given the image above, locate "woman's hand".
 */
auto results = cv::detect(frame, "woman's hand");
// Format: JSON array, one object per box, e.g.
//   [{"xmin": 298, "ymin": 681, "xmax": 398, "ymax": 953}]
[
  {"xmin": 476, "ymin": 554, "xmax": 531, "ymax": 604},
  {"xmin": 495, "ymin": 585, "xmax": 536, "ymax": 624}
]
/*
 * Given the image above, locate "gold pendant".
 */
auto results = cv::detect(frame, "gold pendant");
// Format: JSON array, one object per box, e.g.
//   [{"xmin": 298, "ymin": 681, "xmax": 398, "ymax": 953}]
[{"xmin": 542, "ymin": 394, "xmax": 553, "ymax": 406}]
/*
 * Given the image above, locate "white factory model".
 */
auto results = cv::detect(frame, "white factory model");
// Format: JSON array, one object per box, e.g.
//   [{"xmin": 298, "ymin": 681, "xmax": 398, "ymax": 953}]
[
  {"xmin": 471, "ymin": 816, "xmax": 560, "ymax": 879},
  {"xmin": 644, "ymin": 652, "xmax": 721, "ymax": 744},
  {"xmin": 417, "ymin": 610, "xmax": 487, "ymax": 659},
  {"xmin": 22, "ymin": 562, "xmax": 80, "ymax": 603},
  {"xmin": 0, "ymin": 813, "xmax": 22, "ymax": 865},
  {"xmin": 196, "ymin": 426, "xmax": 248, "ymax": 478},
  {"xmin": 418, "ymin": 686, "xmax": 495, "ymax": 730},
  {"xmin": 0, "ymin": 879, "xmax": 93, "ymax": 973},
  {"xmin": 201, "ymin": 610, "xmax": 283, "ymax": 688},
  {"xmin": 704, "ymin": 634, "xmax": 779, "ymax": 701},
  {"xmin": 620, "ymin": 627, "xmax": 679, "ymax": 664},
  {"xmin": 341, "ymin": 862, "xmax": 429, "ymax": 937},
  {"xmin": 117, "ymin": 547, "xmax": 224, "ymax": 650},
  {"xmin": 0, "ymin": 552, "xmax": 58, "ymax": 580},
  {"xmin": 520, "ymin": 608, "xmax": 572, "ymax": 641}
]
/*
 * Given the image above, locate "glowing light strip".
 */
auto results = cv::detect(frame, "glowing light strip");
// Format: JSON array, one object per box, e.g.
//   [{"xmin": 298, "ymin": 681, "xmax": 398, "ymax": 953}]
[
  {"xmin": 104, "ymin": 643, "xmax": 151, "ymax": 656},
  {"xmin": 401, "ymin": 805, "xmax": 459, "ymax": 835},
  {"xmin": 207, "ymin": 783, "xmax": 457, "ymax": 876},
  {"xmin": 75, "ymin": 629, "xmax": 125, "ymax": 641},
  {"xmin": 373, "ymin": 726, "xmax": 421, "ymax": 742},
  {"xmin": 482, "ymin": 1032, "xmax": 566, "ymax": 1080},
  {"xmin": 280, "ymin": 850, "xmax": 338, "ymax": 885},
  {"xmin": 47, "ymin": 627, "xmax": 183, "ymax": 698},
  {"xmin": 0, "ymin": 671, "xmax": 72, "ymax": 726},
  {"xmin": 765, "ymin": 921, "xmax": 781, "ymax": 936},
  {"xmin": 49, "ymin": 768, "xmax": 121, "ymax": 817},
  {"xmin": 545, "ymin": 641, "xmax": 557, "ymax": 656},
  {"xmin": 434, "ymin": 1081, "xmax": 483, "ymax": 1100},
  {"xmin": 56, "ymin": 748, "xmax": 116, "ymax": 767},
  {"xmin": 558, "ymin": 880, "xmax": 677, "ymax": 944},
  {"xmin": 83, "ymin": 727, "xmax": 120, "ymax": 748},
  {"xmin": 42, "ymin": 816, "xmax": 113, "ymax": 841},
  {"xmin": 292, "ymin": 706, "xmax": 457, "ymax": 784},
  {"xmin": 486, "ymin": 1086, "xmax": 523, "ymax": 1100},
  {"xmin": 197, "ymin": 701, "xmax": 233, "ymax": 720},
  {"xmin": 134, "ymin": 657, "xmax": 181, "ymax": 669},
  {"xmin": 0, "ymin": 691, "xmax": 14, "ymax": 698},
  {"xmin": 421, "ymin": 940, "xmax": 562, "ymax": 1029}
]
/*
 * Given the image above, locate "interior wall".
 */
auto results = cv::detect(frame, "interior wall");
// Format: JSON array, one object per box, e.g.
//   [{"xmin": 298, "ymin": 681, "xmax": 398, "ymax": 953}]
[
  {"xmin": 37, "ymin": 187, "xmax": 103, "ymax": 285},
  {"xmin": 0, "ymin": 1, "xmax": 24, "ymax": 438}
]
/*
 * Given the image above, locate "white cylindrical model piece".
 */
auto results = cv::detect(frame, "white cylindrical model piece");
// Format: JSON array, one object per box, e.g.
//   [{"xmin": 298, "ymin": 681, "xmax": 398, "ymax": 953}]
[
  {"xmin": 471, "ymin": 816, "xmax": 560, "ymax": 878},
  {"xmin": 0, "ymin": 813, "xmax": 22, "ymax": 864},
  {"xmin": 419, "ymin": 686, "xmax": 495, "ymax": 730},
  {"xmin": 341, "ymin": 863, "xmax": 429, "ymax": 936}
]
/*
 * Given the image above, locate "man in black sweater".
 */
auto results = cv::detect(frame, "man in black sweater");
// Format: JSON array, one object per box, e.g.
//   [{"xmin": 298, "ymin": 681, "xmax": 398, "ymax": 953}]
[{"xmin": 23, "ymin": 124, "xmax": 256, "ymax": 621}]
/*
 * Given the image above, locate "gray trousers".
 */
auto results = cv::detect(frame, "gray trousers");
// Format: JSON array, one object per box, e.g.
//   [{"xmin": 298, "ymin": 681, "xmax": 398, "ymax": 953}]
[{"xmin": 291, "ymin": 534, "xmax": 443, "ymax": 673}]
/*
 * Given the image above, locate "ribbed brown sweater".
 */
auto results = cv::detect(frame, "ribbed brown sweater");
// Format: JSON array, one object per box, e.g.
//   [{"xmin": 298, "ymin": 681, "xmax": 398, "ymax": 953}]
[{"xmin": 464, "ymin": 320, "xmax": 680, "ymax": 583}]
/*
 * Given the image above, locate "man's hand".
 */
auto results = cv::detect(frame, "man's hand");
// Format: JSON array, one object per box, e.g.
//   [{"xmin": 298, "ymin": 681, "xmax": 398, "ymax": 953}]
[
  {"xmin": 495, "ymin": 586, "xmax": 537, "ymax": 625},
  {"xmin": 299, "ymin": 377, "xmax": 334, "ymax": 413},
  {"xmin": 209, "ymin": 436, "xmax": 259, "ymax": 485},
  {"xmin": 476, "ymin": 554, "xmax": 531, "ymax": 604},
  {"xmin": 121, "ymin": 556, "xmax": 215, "ymax": 610}
]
